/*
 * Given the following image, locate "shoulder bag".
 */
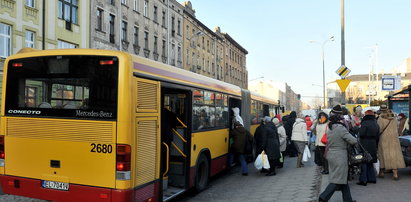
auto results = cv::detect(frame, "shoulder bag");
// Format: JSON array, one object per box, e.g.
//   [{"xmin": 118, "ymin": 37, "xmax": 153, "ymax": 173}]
[
  {"xmin": 348, "ymin": 142, "xmax": 373, "ymax": 165},
  {"xmin": 321, "ymin": 127, "xmax": 328, "ymax": 144}
]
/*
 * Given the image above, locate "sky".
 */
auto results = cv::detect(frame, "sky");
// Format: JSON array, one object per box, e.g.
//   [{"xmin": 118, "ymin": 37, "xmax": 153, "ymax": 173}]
[{"xmin": 180, "ymin": 0, "xmax": 411, "ymax": 106}]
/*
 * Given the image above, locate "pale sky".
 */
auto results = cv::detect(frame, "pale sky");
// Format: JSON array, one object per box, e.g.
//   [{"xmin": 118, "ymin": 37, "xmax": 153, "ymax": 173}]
[{"xmin": 181, "ymin": 0, "xmax": 411, "ymax": 105}]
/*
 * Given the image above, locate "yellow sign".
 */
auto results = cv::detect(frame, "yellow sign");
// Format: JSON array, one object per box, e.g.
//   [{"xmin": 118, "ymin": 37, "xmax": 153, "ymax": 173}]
[
  {"xmin": 336, "ymin": 79, "xmax": 351, "ymax": 92},
  {"xmin": 336, "ymin": 65, "xmax": 351, "ymax": 78}
]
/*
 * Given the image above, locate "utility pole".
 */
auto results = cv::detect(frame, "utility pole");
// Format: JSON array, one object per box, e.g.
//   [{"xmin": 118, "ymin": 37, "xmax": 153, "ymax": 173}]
[{"xmin": 340, "ymin": 0, "xmax": 346, "ymax": 104}]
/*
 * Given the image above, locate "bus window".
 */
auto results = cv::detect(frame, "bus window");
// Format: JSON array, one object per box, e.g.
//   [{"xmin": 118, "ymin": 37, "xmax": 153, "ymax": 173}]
[{"xmin": 5, "ymin": 56, "xmax": 118, "ymax": 119}]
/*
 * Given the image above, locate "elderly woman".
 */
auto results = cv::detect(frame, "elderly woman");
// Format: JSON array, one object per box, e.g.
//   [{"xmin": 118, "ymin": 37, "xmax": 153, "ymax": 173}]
[
  {"xmin": 377, "ymin": 104, "xmax": 405, "ymax": 180},
  {"xmin": 319, "ymin": 105, "xmax": 358, "ymax": 202},
  {"xmin": 291, "ymin": 116, "xmax": 308, "ymax": 168}
]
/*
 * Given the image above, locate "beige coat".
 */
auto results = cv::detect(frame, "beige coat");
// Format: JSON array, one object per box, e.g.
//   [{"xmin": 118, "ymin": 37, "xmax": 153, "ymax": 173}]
[{"xmin": 377, "ymin": 110, "xmax": 406, "ymax": 170}]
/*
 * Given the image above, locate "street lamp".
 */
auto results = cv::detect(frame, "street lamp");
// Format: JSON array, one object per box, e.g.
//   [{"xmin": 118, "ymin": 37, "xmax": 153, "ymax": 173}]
[
  {"xmin": 248, "ymin": 76, "xmax": 264, "ymax": 82},
  {"xmin": 309, "ymin": 36, "xmax": 334, "ymax": 109},
  {"xmin": 188, "ymin": 31, "xmax": 204, "ymax": 72}
]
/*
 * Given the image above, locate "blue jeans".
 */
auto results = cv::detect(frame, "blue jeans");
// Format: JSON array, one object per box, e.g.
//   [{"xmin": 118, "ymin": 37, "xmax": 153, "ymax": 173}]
[{"xmin": 229, "ymin": 153, "xmax": 248, "ymax": 174}]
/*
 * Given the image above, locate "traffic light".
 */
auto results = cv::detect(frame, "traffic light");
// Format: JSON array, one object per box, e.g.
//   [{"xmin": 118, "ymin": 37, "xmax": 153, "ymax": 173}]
[{"xmin": 297, "ymin": 94, "xmax": 301, "ymax": 100}]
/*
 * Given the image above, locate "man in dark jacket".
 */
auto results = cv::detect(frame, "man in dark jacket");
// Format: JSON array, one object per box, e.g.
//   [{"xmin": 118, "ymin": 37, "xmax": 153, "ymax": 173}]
[
  {"xmin": 261, "ymin": 116, "xmax": 281, "ymax": 176},
  {"xmin": 357, "ymin": 109, "xmax": 380, "ymax": 186},
  {"xmin": 230, "ymin": 121, "xmax": 253, "ymax": 176}
]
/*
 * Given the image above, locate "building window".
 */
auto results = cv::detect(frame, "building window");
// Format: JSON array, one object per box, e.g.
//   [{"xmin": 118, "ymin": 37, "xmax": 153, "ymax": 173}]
[
  {"xmin": 121, "ymin": 21, "xmax": 128, "ymax": 42},
  {"xmin": 202, "ymin": 37, "xmax": 204, "ymax": 49},
  {"xmin": 162, "ymin": 11, "xmax": 166, "ymax": 27},
  {"xmin": 186, "ymin": 49, "xmax": 189, "ymax": 64},
  {"xmin": 171, "ymin": 44, "xmax": 175, "ymax": 65},
  {"xmin": 144, "ymin": 31, "xmax": 148, "ymax": 49},
  {"xmin": 57, "ymin": 40, "xmax": 77, "ymax": 49},
  {"xmin": 186, "ymin": 25, "xmax": 189, "ymax": 37},
  {"xmin": 154, "ymin": 36, "xmax": 158, "ymax": 53},
  {"xmin": 207, "ymin": 40, "xmax": 209, "ymax": 52},
  {"xmin": 153, "ymin": 6, "xmax": 158, "ymax": 22},
  {"xmin": 192, "ymin": 53, "xmax": 195, "ymax": 67},
  {"xmin": 162, "ymin": 40, "xmax": 166, "ymax": 56},
  {"xmin": 0, "ymin": 23, "xmax": 12, "ymax": 58},
  {"xmin": 121, "ymin": 0, "xmax": 127, "ymax": 5},
  {"xmin": 133, "ymin": 0, "xmax": 139, "ymax": 11},
  {"xmin": 26, "ymin": 0, "xmax": 35, "ymax": 8},
  {"xmin": 25, "ymin": 30, "xmax": 35, "ymax": 48},
  {"xmin": 109, "ymin": 14, "xmax": 115, "ymax": 43},
  {"xmin": 58, "ymin": 0, "xmax": 78, "ymax": 24},
  {"xmin": 178, "ymin": 46, "xmax": 181, "ymax": 62},
  {"xmin": 96, "ymin": 8, "xmax": 103, "ymax": 31},
  {"xmin": 177, "ymin": 20, "xmax": 181, "ymax": 35},
  {"xmin": 133, "ymin": 26, "xmax": 139, "ymax": 46},
  {"xmin": 171, "ymin": 17, "xmax": 175, "ymax": 36},
  {"xmin": 110, "ymin": 0, "xmax": 115, "ymax": 5},
  {"xmin": 143, "ymin": 0, "xmax": 148, "ymax": 17}
]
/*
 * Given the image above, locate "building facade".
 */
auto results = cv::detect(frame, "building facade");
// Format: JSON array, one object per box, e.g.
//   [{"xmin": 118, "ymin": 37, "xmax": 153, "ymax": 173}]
[
  {"xmin": 182, "ymin": 2, "xmax": 224, "ymax": 81},
  {"xmin": 90, "ymin": 0, "xmax": 184, "ymax": 68},
  {"xmin": 222, "ymin": 32, "xmax": 248, "ymax": 89}
]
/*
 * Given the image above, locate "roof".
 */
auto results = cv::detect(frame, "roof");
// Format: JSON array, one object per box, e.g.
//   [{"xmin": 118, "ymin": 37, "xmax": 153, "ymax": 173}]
[{"xmin": 222, "ymin": 33, "xmax": 248, "ymax": 54}]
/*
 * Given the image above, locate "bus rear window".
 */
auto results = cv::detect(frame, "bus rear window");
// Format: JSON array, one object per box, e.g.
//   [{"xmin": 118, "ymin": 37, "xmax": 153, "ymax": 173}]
[{"xmin": 5, "ymin": 56, "xmax": 118, "ymax": 120}]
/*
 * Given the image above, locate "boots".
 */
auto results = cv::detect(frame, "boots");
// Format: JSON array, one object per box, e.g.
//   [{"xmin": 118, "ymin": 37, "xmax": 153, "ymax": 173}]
[{"xmin": 296, "ymin": 153, "xmax": 303, "ymax": 168}]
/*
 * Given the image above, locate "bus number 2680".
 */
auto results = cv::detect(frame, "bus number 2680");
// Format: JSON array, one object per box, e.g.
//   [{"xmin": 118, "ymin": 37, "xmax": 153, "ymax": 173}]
[{"xmin": 90, "ymin": 143, "xmax": 113, "ymax": 153}]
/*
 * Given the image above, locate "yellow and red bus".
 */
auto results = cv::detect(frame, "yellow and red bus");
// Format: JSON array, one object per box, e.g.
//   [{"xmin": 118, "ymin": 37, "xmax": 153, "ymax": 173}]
[{"xmin": 0, "ymin": 48, "xmax": 278, "ymax": 201}]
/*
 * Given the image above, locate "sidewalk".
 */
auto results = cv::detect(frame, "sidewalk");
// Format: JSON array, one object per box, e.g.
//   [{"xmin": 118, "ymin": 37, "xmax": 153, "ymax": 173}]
[{"xmin": 182, "ymin": 153, "xmax": 321, "ymax": 202}]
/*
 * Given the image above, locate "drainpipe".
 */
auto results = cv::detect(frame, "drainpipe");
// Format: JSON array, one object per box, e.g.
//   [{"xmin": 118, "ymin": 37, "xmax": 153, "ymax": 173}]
[{"xmin": 42, "ymin": 0, "xmax": 45, "ymax": 50}]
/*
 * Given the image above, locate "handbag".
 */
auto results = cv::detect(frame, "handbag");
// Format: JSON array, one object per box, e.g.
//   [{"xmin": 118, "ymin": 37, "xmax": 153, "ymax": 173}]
[
  {"xmin": 348, "ymin": 143, "xmax": 373, "ymax": 165},
  {"xmin": 321, "ymin": 127, "xmax": 328, "ymax": 144}
]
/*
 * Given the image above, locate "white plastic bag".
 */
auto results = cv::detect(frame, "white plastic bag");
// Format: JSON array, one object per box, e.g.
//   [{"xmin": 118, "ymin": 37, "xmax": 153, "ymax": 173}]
[
  {"xmin": 303, "ymin": 145, "xmax": 311, "ymax": 162},
  {"xmin": 254, "ymin": 151, "xmax": 270, "ymax": 170},
  {"xmin": 373, "ymin": 159, "xmax": 380, "ymax": 175}
]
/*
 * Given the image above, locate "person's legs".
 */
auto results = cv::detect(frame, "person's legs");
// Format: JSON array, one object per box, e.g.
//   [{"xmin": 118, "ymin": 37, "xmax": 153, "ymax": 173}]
[
  {"xmin": 319, "ymin": 183, "xmax": 337, "ymax": 201},
  {"xmin": 367, "ymin": 163, "xmax": 376, "ymax": 183},
  {"xmin": 238, "ymin": 154, "xmax": 248, "ymax": 175},
  {"xmin": 266, "ymin": 159, "xmax": 276, "ymax": 176},
  {"xmin": 392, "ymin": 169, "xmax": 399, "ymax": 180},
  {"xmin": 358, "ymin": 163, "xmax": 368, "ymax": 184},
  {"xmin": 340, "ymin": 184, "xmax": 354, "ymax": 201}
]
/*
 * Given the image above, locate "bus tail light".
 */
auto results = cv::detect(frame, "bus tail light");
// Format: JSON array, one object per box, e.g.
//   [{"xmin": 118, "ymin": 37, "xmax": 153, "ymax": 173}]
[
  {"xmin": 0, "ymin": 136, "xmax": 4, "ymax": 167},
  {"xmin": 116, "ymin": 144, "xmax": 131, "ymax": 180}
]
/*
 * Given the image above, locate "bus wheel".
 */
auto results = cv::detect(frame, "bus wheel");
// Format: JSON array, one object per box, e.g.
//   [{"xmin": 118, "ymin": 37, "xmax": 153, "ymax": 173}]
[{"xmin": 194, "ymin": 154, "xmax": 209, "ymax": 192}]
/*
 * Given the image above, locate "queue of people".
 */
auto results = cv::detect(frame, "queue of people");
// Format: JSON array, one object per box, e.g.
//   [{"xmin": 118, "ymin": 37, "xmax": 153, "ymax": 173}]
[{"xmin": 228, "ymin": 103, "xmax": 407, "ymax": 202}]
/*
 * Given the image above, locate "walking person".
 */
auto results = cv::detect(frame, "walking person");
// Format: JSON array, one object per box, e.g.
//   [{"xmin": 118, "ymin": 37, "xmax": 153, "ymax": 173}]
[
  {"xmin": 273, "ymin": 117, "xmax": 287, "ymax": 168},
  {"xmin": 230, "ymin": 121, "xmax": 253, "ymax": 176},
  {"xmin": 261, "ymin": 116, "xmax": 281, "ymax": 176},
  {"xmin": 397, "ymin": 113, "xmax": 407, "ymax": 136},
  {"xmin": 319, "ymin": 105, "xmax": 358, "ymax": 202},
  {"xmin": 254, "ymin": 119, "xmax": 267, "ymax": 173},
  {"xmin": 357, "ymin": 109, "xmax": 380, "ymax": 186},
  {"xmin": 291, "ymin": 116, "xmax": 308, "ymax": 168},
  {"xmin": 313, "ymin": 112, "xmax": 330, "ymax": 174},
  {"xmin": 284, "ymin": 111, "xmax": 298, "ymax": 157},
  {"xmin": 377, "ymin": 104, "xmax": 406, "ymax": 180}
]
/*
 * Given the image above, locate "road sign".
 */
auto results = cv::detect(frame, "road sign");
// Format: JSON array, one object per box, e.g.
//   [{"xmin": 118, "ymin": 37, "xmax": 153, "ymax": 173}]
[
  {"xmin": 336, "ymin": 65, "xmax": 351, "ymax": 78},
  {"xmin": 382, "ymin": 75, "xmax": 401, "ymax": 91},
  {"xmin": 336, "ymin": 79, "xmax": 351, "ymax": 92}
]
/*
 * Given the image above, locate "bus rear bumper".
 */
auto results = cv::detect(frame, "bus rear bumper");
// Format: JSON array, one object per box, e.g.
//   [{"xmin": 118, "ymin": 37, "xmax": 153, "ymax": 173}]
[{"xmin": 0, "ymin": 175, "xmax": 134, "ymax": 202}]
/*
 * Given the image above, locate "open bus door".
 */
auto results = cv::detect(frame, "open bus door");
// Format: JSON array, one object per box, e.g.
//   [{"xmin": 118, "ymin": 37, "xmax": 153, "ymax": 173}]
[{"xmin": 160, "ymin": 88, "xmax": 191, "ymax": 201}]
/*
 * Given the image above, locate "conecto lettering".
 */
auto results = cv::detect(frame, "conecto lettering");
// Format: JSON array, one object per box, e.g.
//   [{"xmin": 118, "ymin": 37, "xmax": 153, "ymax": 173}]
[{"xmin": 8, "ymin": 110, "xmax": 41, "ymax": 115}]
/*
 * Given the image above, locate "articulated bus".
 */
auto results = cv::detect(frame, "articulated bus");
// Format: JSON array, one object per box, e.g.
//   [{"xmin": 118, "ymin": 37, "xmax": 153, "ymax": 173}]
[{"xmin": 0, "ymin": 48, "xmax": 278, "ymax": 202}]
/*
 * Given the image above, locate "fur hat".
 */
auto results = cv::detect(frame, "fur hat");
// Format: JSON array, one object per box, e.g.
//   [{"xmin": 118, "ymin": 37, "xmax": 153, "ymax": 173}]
[
  {"xmin": 331, "ymin": 104, "xmax": 343, "ymax": 114},
  {"xmin": 379, "ymin": 104, "xmax": 388, "ymax": 111}
]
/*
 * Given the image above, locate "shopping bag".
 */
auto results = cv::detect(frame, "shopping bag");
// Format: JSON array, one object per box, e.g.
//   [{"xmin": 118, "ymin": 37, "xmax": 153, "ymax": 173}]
[
  {"xmin": 303, "ymin": 145, "xmax": 311, "ymax": 162},
  {"xmin": 279, "ymin": 152, "xmax": 284, "ymax": 163},
  {"xmin": 254, "ymin": 151, "xmax": 270, "ymax": 170},
  {"xmin": 311, "ymin": 134, "xmax": 316, "ymax": 144},
  {"xmin": 373, "ymin": 159, "xmax": 380, "ymax": 175}
]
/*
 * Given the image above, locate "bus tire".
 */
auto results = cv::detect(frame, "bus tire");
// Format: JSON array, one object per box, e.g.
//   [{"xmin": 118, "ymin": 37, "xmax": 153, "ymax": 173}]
[{"xmin": 194, "ymin": 154, "xmax": 209, "ymax": 192}]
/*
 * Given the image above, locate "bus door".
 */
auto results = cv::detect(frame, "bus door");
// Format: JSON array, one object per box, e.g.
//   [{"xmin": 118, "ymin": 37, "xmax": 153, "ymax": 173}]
[{"xmin": 161, "ymin": 89, "xmax": 190, "ymax": 201}]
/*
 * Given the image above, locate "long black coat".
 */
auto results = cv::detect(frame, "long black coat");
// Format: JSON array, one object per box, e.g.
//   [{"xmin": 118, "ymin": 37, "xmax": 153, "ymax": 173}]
[
  {"xmin": 358, "ymin": 115, "xmax": 380, "ymax": 163},
  {"xmin": 230, "ymin": 126, "xmax": 252, "ymax": 154},
  {"xmin": 254, "ymin": 123, "xmax": 265, "ymax": 154},
  {"xmin": 261, "ymin": 122, "xmax": 281, "ymax": 160}
]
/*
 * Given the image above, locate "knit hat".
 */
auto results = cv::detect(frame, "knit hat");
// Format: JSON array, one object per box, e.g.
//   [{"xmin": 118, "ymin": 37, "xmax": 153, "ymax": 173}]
[
  {"xmin": 264, "ymin": 116, "xmax": 272, "ymax": 123},
  {"xmin": 331, "ymin": 104, "xmax": 343, "ymax": 114},
  {"xmin": 272, "ymin": 117, "xmax": 280, "ymax": 126},
  {"xmin": 399, "ymin": 113, "xmax": 405, "ymax": 118},
  {"xmin": 355, "ymin": 106, "xmax": 362, "ymax": 113},
  {"xmin": 364, "ymin": 109, "xmax": 375, "ymax": 115},
  {"xmin": 379, "ymin": 104, "xmax": 388, "ymax": 111}
]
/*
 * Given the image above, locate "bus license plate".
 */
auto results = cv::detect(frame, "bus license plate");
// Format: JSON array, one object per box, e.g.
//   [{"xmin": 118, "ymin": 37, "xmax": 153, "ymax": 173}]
[{"xmin": 42, "ymin": 180, "xmax": 69, "ymax": 191}]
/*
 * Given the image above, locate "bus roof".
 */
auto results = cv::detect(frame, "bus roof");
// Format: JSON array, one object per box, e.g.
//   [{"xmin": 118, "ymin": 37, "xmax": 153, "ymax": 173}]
[
  {"xmin": 250, "ymin": 91, "xmax": 278, "ymax": 105},
  {"xmin": 131, "ymin": 54, "xmax": 242, "ymax": 96},
  {"xmin": 5, "ymin": 48, "xmax": 242, "ymax": 96}
]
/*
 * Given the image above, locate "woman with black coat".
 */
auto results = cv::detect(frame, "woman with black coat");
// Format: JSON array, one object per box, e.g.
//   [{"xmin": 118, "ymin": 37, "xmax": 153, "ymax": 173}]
[
  {"xmin": 357, "ymin": 109, "xmax": 380, "ymax": 186},
  {"xmin": 261, "ymin": 116, "xmax": 281, "ymax": 176}
]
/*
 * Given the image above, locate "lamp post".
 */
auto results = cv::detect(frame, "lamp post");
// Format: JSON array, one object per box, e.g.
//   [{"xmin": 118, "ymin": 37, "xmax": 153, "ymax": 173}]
[
  {"xmin": 309, "ymin": 36, "xmax": 334, "ymax": 109},
  {"xmin": 248, "ymin": 76, "xmax": 264, "ymax": 82}
]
